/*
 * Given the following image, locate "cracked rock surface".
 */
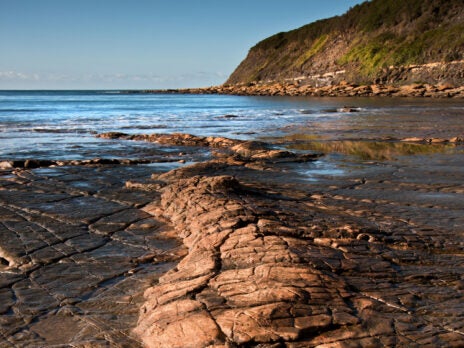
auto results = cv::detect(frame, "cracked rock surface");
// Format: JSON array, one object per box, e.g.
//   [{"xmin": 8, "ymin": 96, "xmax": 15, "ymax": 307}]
[
  {"xmin": 134, "ymin": 153, "xmax": 464, "ymax": 347},
  {"xmin": 1, "ymin": 132, "xmax": 464, "ymax": 347},
  {"xmin": 0, "ymin": 165, "xmax": 186, "ymax": 347}
]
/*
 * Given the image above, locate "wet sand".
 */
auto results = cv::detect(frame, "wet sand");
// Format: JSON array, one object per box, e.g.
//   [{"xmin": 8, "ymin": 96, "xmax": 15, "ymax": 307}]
[{"xmin": 0, "ymin": 134, "xmax": 463, "ymax": 347}]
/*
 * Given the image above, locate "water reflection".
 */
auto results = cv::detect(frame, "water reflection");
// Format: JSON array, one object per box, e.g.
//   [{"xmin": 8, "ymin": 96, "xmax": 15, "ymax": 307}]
[{"xmin": 287, "ymin": 140, "xmax": 459, "ymax": 160}]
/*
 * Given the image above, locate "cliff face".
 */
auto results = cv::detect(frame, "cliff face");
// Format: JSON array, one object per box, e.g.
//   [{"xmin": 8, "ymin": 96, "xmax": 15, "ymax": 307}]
[{"xmin": 226, "ymin": 0, "xmax": 464, "ymax": 86}]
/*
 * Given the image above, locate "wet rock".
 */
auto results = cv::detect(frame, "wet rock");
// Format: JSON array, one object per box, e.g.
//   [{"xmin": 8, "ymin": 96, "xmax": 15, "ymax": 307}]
[
  {"xmin": 337, "ymin": 106, "xmax": 361, "ymax": 112},
  {"xmin": 134, "ymin": 151, "xmax": 464, "ymax": 347},
  {"xmin": 216, "ymin": 114, "xmax": 240, "ymax": 119},
  {"xmin": 97, "ymin": 132, "xmax": 245, "ymax": 149},
  {"xmin": 2, "ymin": 133, "xmax": 464, "ymax": 346},
  {"xmin": 230, "ymin": 140, "xmax": 271, "ymax": 158},
  {"xmin": 229, "ymin": 141, "xmax": 321, "ymax": 163},
  {"xmin": 0, "ymin": 161, "xmax": 14, "ymax": 170},
  {"xmin": 125, "ymin": 179, "xmax": 166, "ymax": 191},
  {"xmin": 0, "ymin": 157, "xmax": 157, "ymax": 169},
  {"xmin": 97, "ymin": 132, "xmax": 322, "ymax": 166},
  {"xmin": 96, "ymin": 131, "xmax": 129, "ymax": 139},
  {"xmin": 0, "ymin": 165, "xmax": 185, "ymax": 347}
]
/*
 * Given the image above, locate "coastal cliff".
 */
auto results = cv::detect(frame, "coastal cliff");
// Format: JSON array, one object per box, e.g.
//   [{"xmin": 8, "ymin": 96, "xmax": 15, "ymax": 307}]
[{"xmin": 226, "ymin": 0, "xmax": 464, "ymax": 87}]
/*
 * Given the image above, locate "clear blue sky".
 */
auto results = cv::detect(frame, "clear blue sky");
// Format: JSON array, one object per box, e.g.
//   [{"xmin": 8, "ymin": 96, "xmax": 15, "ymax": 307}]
[{"xmin": 0, "ymin": 0, "xmax": 364, "ymax": 89}]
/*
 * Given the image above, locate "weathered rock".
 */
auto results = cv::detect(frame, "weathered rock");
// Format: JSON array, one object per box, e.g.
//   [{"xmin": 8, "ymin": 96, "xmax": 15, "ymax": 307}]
[
  {"xmin": 97, "ymin": 133, "xmax": 322, "ymax": 166},
  {"xmin": 134, "ymin": 150, "xmax": 464, "ymax": 347},
  {"xmin": 129, "ymin": 79, "xmax": 464, "ymax": 98},
  {"xmin": 0, "ymin": 158, "xmax": 154, "ymax": 169},
  {"xmin": 96, "ymin": 131, "xmax": 129, "ymax": 139},
  {"xmin": 401, "ymin": 136, "xmax": 464, "ymax": 144},
  {"xmin": 0, "ymin": 165, "xmax": 186, "ymax": 347},
  {"xmin": 2, "ymin": 131, "xmax": 464, "ymax": 347},
  {"xmin": 135, "ymin": 175, "xmax": 358, "ymax": 346}
]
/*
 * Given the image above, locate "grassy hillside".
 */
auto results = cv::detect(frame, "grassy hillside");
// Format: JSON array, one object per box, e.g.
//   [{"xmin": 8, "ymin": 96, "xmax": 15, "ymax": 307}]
[{"xmin": 226, "ymin": 0, "xmax": 464, "ymax": 85}]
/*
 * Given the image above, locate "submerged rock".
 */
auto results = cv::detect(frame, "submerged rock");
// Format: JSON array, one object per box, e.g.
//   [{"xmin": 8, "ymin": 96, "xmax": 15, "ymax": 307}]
[
  {"xmin": 337, "ymin": 106, "xmax": 361, "ymax": 112},
  {"xmin": 97, "ymin": 132, "xmax": 323, "ymax": 165},
  {"xmin": 216, "ymin": 114, "xmax": 240, "ymax": 119}
]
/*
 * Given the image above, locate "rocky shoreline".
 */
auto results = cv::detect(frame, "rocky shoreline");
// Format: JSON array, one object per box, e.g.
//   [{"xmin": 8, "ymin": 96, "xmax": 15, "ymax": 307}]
[
  {"xmin": 128, "ymin": 81, "xmax": 464, "ymax": 98},
  {"xmin": 125, "ymin": 134, "xmax": 464, "ymax": 347},
  {"xmin": 1, "ymin": 133, "xmax": 464, "ymax": 347}
]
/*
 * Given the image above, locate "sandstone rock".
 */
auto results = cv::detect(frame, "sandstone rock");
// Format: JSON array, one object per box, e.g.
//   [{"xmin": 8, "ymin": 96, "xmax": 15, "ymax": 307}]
[
  {"xmin": 132, "ymin": 80, "xmax": 464, "ymax": 98},
  {"xmin": 96, "ymin": 131, "xmax": 129, "ymax": 139},
  {"xmin": 3, "ymin": 130, "xmax": 464, "ymax": 347},
  {"xmin": 0, "ymin": 165, "xmax": 186, "ymax": 347},
  {"xmin": 337, "ymin": 106, "xmax": 361, "ymax": 112},
  {"xmin": 401, "ymin": 137, "xmax": 425, "ymax": 142},
  {"xmin": 437, "ymin": 83, "xmax": 455, "ymax": 91},
  {"xmin": 134, "ymin": 299, "xmax": 223, "ymax": 348},
  {"xmin": 133, "ymin": 148, "xmax": 464, "ymax": 347},
  {"xmin": 135, "ymin": 174, "xmax": 359, "ymax": 347},
  {"xmin": 449, "ymin": 136, "xmax": 463, "ymax": 143},
  {"xmin": 0, "ymin": 161, "xmax": 13, "ymax": 170},
  {"xmin": 429, "ymin": 138, "xmax": 449, "ymax": 143}
]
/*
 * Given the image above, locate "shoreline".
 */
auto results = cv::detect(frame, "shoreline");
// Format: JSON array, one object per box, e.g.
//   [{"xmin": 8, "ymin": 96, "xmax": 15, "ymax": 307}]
[
  {"xmin": 124, "ymin": 81, "xmax": 464, "ymax": 98},
  {"xmin": 1, "ymin": 132, "xmax": 463, "ymax": 346}
]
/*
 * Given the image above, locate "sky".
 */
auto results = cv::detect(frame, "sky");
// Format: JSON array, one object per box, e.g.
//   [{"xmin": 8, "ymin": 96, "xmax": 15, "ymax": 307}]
[{"xmin": 0, "ymin": 0, "xmax": 365, "ymax": 90}]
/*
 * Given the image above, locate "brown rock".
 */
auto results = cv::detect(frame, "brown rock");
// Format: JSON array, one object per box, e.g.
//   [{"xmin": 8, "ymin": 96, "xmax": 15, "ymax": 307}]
[
  {"xmin": 0, "ymin": 161, "xmax": 13, "ymax": 170},
  {"xmin": 134, "ymin": 299, "xmax": 223, "ymax": 348},
  {"xmin": 96, "ymin": 131, "xmax": 129, "ymax": 139},
  {"xmin": 134, "ymin": 175, "xmax": 357, "ymax": 347}
]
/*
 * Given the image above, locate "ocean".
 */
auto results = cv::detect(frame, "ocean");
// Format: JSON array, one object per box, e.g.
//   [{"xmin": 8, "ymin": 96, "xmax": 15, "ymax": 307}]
[{"xmin": 1, "ymin": 90, "xmax": 463, "ymax": 161}]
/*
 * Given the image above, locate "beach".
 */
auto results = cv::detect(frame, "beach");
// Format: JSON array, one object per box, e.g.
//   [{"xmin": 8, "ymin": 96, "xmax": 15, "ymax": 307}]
[{"xmin": 0, "ymin": 92, "xmax": 463, "ymax": 346}]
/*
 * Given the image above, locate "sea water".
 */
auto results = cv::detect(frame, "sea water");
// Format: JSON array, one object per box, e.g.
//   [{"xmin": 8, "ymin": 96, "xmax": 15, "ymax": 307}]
[{"xmin": 1, "ymin": 90, "xmax": 463, "ymax": 161}]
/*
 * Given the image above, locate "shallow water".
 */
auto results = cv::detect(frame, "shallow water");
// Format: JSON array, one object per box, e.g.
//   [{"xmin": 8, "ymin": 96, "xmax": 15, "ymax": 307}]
[{"xmin": 1, "ymin": 91, "xmax": 463, "ymax": 161}]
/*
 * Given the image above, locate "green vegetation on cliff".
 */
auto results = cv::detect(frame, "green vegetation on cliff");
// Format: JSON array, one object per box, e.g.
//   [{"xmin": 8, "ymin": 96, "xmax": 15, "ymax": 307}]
[{"xmin": 226, "ymin": 0, "xmax": 464, "ymax": 85}]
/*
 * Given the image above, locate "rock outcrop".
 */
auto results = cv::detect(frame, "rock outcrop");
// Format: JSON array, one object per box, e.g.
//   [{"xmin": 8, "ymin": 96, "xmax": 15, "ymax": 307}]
[
  {"xmin": 133, "ymin": 153, "xmax": 464, "ymax": 347},
  {"xmin": 140, "ymin": 80, "xmax": 464, "ymax": 98},
  {"xmin": 97, "ymin": 132, "xmax": 242, "ymax": 148},
  {"xmin": 2, "ymin": 131, "xmax": 464, "ymax": 346},
  {"xmin": 120, "ymin": 135, "xmax": 363, "ymax": 346},
  {"xmin": 0, "ymin": 164, "xmax": 186, "ymax": 347},
  {"xmin": 97, "ymin": 133, "xmax": 322, "ymax": 166},
  {"xmin": 134, "ymin": 174, "xmax": 359, "ymax": 347}
]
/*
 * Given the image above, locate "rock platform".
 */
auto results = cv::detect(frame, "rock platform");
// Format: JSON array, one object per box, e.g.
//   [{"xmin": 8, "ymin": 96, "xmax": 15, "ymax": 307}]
[
  {"xmin": 132, "ymin": 154, "xmax": 464, "ymax": 347},
  {"xmin": 0, "ymin": 164, "xmax": 186, "ymax": 347},
  {"xmin": 1, "ymin": 133, "xmax": 463, "ymax": 347},
  {"xmin": 130, "ymin": 81, "xmax": 464, "ymax": 98}
]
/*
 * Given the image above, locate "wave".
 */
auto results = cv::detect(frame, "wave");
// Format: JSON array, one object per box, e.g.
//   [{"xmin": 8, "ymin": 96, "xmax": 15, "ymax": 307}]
[
  {"xmin": 0, "ymin": 108, "xmax": 52, "ymax": 112},
  {"xmin": 120, "ymin": 125, "xmax": 168, "ymax": 130},
  {"xmin": 32, "ymin": 128, "xmax": 90, "ymax": 134}
]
